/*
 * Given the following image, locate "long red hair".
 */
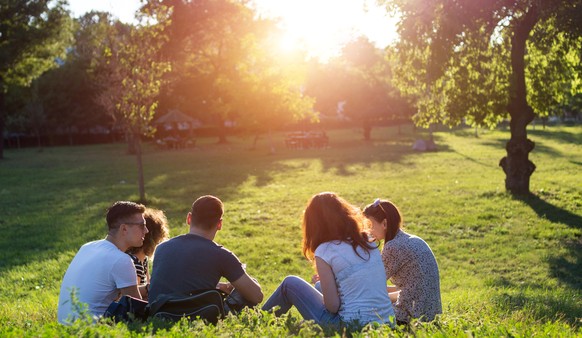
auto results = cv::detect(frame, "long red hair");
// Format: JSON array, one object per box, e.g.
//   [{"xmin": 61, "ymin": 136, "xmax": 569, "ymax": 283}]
[{"xmin": 302, "ymin": 192, "xmax": 374, "ymax": 260}]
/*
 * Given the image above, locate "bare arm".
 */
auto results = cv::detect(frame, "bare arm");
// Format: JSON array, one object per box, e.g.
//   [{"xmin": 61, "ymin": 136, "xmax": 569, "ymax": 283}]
[
  {"xmin": 388, "ymin": 290, "xmax": 400, "ymax": 303},
  {"xmin": 387, "ymin": 285, "xmax": 400, "ymax": 303},
  {"xmin": 119, "ymin": 285, "xmax": 143, "ymax": 300},
  {"xmin": 387, "ymin": 285, "xmax": 400, "ymax": 293},
  {"xmin": 315, "ymin": 257, "xmax": 340, "ymax": 314},
  {"xmin": 230, "ymin": 272, "xmax": 263, "ymax": 304},
  {"xmin": 138, "ymin": 284, "xmax": 149, "ymax": 301}
]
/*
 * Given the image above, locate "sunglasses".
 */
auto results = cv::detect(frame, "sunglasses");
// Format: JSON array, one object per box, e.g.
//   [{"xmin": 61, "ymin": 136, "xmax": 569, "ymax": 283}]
[
  {"xmin": 372, "ymin": 198, "xmax": 388, "ymax": 219},
  {"xmin": 123, "ymin": 222, "xmax": 147, "ymax": 230}
]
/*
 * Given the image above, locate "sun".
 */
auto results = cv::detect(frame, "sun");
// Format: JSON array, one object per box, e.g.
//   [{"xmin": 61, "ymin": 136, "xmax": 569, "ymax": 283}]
[
  {"xmin": 276, "ymin": 33, "xmax": 299, "ymax": 53},
  {"xmin": 253, "ymin": 0, "xmax": 399, "ymax": 61}
]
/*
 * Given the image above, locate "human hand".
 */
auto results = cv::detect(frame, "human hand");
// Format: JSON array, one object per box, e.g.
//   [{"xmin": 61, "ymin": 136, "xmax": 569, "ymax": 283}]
[
  {"xmin": 216, "ymin": 282, "xmax": 234, "ymax": 294},
  {"xmin": 311, "ymin": 274, "xmax": 320, "ymax": 284}
]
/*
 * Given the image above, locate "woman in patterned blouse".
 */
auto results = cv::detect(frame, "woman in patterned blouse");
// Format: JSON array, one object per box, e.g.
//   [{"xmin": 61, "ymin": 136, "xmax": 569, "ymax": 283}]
[
  {"xmin": 363, "ymin": 199, "xmax": 442, "ymax": 324},
  {"xmin": 126, "ymin": 208, "xmax": 170, "ymax": 299}
]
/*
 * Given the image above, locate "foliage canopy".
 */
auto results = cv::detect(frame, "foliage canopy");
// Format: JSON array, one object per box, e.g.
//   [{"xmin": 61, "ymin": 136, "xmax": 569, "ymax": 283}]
[{"xmin": 386, "ymin": 0, "xmax": 581, "ymax": 128}]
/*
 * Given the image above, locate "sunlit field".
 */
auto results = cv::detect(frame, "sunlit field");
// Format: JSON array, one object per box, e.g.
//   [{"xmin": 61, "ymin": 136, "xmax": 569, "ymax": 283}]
[{"xmin": 0, "ymin": 125, "xmax": 580, "ymax": 336}]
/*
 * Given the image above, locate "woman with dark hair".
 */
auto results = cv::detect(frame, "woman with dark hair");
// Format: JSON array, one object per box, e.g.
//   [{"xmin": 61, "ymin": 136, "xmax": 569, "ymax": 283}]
[
  {"xmin": 126, "ymin": 208, "xmax": 170, "ymax": 299},
  {"xmin": 363, "ymin": 198, "xmax": 442, "ymax": 323},
  {"xmin": 262, "ymin": 192, "xmax": 394, "ymax": 329}
]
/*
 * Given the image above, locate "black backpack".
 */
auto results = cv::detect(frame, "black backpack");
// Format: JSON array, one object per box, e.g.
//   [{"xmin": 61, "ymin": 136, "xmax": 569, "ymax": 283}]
[{"xmin": 148, "ymin": 289, "xmax": 228, "ymax": 324}]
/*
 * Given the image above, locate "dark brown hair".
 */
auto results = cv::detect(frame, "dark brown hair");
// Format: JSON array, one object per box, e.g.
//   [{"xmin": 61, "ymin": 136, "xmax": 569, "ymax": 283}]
[
  {"xmin": 191, "ymin": 195, "xmax": 223, "ymax": 230},
  {"xmin": 127, "ymin": 208, "xmax": 170, "ymax": 257},
  {"xmin": 106, "ymin": 201, "xmax": 146, "ymax": 230},
  {"xmin": 363, "ymin": 199, "xmax": 403, "ymax": 242},
  {"xmin": 302, "ymin": 192, "xmax": 374, "ymax": 260}
]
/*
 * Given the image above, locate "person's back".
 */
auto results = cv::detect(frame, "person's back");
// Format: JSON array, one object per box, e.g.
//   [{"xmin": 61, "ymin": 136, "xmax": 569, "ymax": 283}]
[
  {"xmin": 148, "ymin": 195, "xmax": 263, "ymax": 307},
  {"xmin": 262, "ymin": 192, "xmax": 395, "ymax": 330},
  {"xmin": 364, "ymin": 199, "xmax": 442, "ymax": 323},
  {"xmin": 384, "ymin": 230, "xmax": 441, "ymax": 321},
  {"xmin": 58, "ymin": 240, "xmax": 137, "ymax": 323},
  {"xmin": 149, "ymin": 233, "xmax": 245, "ymax": 301},
  {"xmin": 57, "ymin": 201, "xmax": 148, "ymax": 324},
  {"xmin": 315, "ymin": 240, "xmax": 394, "ymax": 324}
]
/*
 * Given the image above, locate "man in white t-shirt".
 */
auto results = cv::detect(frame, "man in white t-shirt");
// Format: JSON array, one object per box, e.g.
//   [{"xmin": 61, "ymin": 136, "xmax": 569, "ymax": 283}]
[{"xmin": 57, "ymin": 201, "xmax": 149, "ymax": 324}]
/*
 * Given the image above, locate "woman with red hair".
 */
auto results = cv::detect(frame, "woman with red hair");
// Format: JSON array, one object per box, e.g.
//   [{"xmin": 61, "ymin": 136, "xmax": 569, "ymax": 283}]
[{"xmin": 262, "ymin": 192, "xmax": 394, "ymax": 329}]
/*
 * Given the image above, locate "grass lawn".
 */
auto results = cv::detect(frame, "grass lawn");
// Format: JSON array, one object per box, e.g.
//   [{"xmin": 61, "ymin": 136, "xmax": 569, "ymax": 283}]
[{"xmin": 0, "ymin": 125, "xmax": 580, "ymax": 336}]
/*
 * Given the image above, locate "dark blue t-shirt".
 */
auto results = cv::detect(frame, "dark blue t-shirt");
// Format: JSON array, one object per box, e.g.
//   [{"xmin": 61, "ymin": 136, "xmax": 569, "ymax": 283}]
[{"xmin": 148, "ymin": 233, "xmax": 245, "ymax": 302}]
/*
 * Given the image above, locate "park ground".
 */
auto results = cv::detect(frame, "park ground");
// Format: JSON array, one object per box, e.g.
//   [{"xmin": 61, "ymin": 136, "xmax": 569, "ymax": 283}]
[{"xmin": 0, "ymin": 125, "xmax": 580, "ymax": 336}]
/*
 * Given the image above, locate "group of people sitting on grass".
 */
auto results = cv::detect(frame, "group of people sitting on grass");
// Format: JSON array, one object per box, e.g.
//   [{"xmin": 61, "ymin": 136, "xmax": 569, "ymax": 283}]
[{"xmin": 57, "ymin": 192, "xmax": 442, "ymax": 329}]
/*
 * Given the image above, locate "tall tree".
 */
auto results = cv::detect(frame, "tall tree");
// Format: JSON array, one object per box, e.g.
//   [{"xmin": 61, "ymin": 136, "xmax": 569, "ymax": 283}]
[
  {"xmin": 526, "ymin": 22, "xmax": 581, "ymax": 119},
  {"xmin": 305, "ymin": 60, "xmax": 348, "ymax": 119},
  {"xmin": 96, "ymin": 9, "xmax": 171, "ymax": 202},
  {"xmin": 240, "ymin": 34, "xmax": 315, "ymax": 152},
  {"xmin": 385, "ymin": 0, "xmax": 582, "ymax": 194},
  {"xmin": 35, "ymin": 12, "xmax": 114, "ymax": 146},
  {"xmin": 149, "ymin": 0, "xmax": 260, "ymax": 143},
  {"xmin": 0, "ymin": 0, "xmax": 72, "ymax": 158},
  {"xmin": 342, "ymin": 38, "xmax": 414, "ymax": 140},
  {"xmin": 305, "ymin": 38, "xmax": 414, "ymax": 140}
]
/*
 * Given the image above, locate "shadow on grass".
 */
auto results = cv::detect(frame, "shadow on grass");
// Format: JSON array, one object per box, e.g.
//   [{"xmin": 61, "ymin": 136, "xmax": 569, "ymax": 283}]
[
  {"xmin": 463, "ymin": 125, "xmax": 582, "ymax": 157},
  {"xmin": 546, "ymin": 238, "xmax": 582, "ymax": 290},
  {"xmin": 487, "ymin": 192, "xmax": 582, "ymax": 328},
  {"xmin": 314, "ymin": 133, "xmax": 452, "ymax": 177},
  {"xmin": 478, "ymin": 137, "xmax": 569, "ymax": 158},
  {"xmin": 516, "ymin": 194, "xmax": 581, "ymax": 230},
  {"xmin": 493, "ymin": 288, "xmax": 581, "ymax": 328},
  {"xmin": 0, "ymin": 176, "xmax": 116, "ymax": 275},
  {"xmin": 0, "ymin": 130, "xmax": 442, "ymax": 273},
  {"xmin": 452, "ymin": 149, "xmax": 498, "ymax": 168},
  {"xmin": 516, "ymin": 194, "xmax": 582, "ymax": 290},
  {"xmin": 528, "ymin": 128, "xmax": 582, "ymax": 145}
]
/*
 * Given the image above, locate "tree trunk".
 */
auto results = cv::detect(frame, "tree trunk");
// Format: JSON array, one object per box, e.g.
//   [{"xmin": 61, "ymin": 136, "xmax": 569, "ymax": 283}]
[
  {"xmin": 135, "ymin": 134, "xmax": 146, "ymax": 203},
  {"xmin": 0, "ymin": 83, "xmax": 5, "ymax": 159},
  {"xmin": 268, "ymin": 129, "xmax": 275, "ymax": 154},
  {"xmin": 126, "ymin": 130, "xmax": 136, "ymax": 154},
  {"xmin": 68, "ymin": 127, "xmax": 74, "ymax": 146},
  {"xmin": 251, "ymin": 134, "xmax": 260, "ymax": 150},
  {"xmin": 499, "ymin": 7, "xmax": 538, "ymax": 195},
  {"xmin": 217, "ymin": 124, "xmax": 228, "ymax": 144},
  {"xmin": 36, "ymin": 130, "xmax": 42, "ymax": 149},
  {"xmin": 363, "ymin": 120, "xmax": 372, "ymax": 141}
]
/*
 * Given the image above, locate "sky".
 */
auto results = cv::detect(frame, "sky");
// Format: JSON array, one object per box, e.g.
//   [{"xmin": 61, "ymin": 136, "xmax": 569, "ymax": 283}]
[
  {"xmin": 66, "ymin": 0, "xmax": 142, "ymax": 23},
  {"xmin": 252, "ymin": 0, "xmax": 399, "ymax": 60},
  {"xmin": 66, "ymin": 0, "xmax": 399, "ymax": 61}
]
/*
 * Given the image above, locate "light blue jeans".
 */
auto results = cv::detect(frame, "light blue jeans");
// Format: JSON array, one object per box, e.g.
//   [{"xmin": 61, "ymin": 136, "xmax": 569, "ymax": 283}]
[{"xmin": 262, "ymin": 275, "xmax": 341, "ymax": 328}]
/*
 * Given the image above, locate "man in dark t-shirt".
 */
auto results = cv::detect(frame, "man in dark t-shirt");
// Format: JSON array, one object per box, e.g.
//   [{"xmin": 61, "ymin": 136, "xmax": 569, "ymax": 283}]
[{"xmin": 148, "ymin": 195, "xmax": 263, "ymax": 306}]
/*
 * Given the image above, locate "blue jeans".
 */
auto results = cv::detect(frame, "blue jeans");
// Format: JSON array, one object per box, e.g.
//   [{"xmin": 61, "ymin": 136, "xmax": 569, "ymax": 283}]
[{"xmin": 262, "ymin": 275, "xmax": 341, "ymax": 328}]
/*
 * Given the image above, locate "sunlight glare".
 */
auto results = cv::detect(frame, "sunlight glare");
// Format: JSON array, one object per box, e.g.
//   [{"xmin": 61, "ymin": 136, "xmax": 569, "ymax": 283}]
[
  {"xmin": 66, "ymin": 0, "xmax": 141, "ymax": 23},
  {"xmin": 253, "ymin": 0, "xmax": 398, "ymax": 61},
  {"xmin": 277, "ymin": 33, "xmax": 299, "ymax": 53}
]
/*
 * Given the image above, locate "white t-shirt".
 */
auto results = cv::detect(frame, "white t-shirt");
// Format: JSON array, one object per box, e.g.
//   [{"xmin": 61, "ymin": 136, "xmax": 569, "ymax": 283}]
[
  {"xmin": 315, "ymin": 240, "xmax": 395, "ymax": 325},
  {"xmin": 57, "ymin": 239, "xmax": 137, "ymax": 324}
]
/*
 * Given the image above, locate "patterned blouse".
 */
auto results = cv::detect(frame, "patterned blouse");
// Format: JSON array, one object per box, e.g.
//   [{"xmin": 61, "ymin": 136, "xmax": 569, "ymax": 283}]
[
  {"xmin": 382, "ymin": 229, "xmax": 442, "ymax": 323},
  {"xmin": 128, "ymin": 254, "xmax": 148, "ymax": 286}
]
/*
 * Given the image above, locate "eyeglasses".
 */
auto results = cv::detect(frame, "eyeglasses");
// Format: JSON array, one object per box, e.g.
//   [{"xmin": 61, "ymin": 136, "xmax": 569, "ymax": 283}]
[{"xmin": 123, "ymin": 222, "xmax": 147, "ymax": 230}]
